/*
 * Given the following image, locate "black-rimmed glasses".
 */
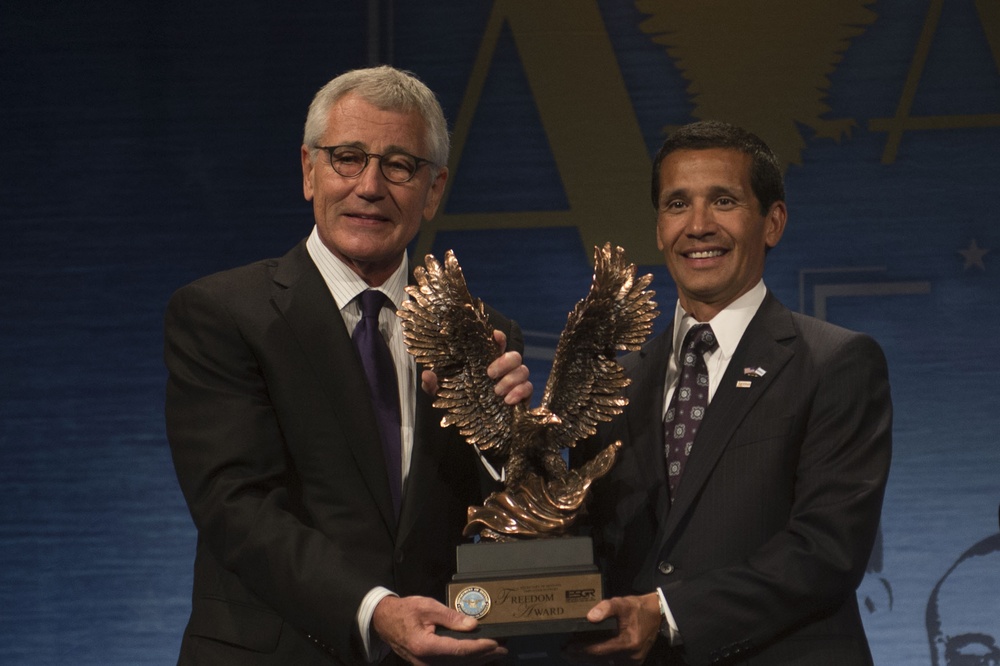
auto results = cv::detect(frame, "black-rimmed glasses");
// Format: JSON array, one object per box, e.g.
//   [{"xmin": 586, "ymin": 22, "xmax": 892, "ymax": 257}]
[{"xmin": 316, "ymin": 145, "xmax": 434, "ymax": 184}]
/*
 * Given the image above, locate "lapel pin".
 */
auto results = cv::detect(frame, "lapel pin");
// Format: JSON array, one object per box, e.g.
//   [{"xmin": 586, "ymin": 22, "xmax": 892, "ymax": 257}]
[{"xmin": 737, "ymin": 367, "xmax": 765, "ymax": 388}]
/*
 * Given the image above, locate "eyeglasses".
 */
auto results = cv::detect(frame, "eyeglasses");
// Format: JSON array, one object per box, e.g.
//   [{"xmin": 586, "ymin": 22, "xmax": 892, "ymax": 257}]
[{"xmin": 316, "ymin": 145, "xmax": 435, "ymax": 184}]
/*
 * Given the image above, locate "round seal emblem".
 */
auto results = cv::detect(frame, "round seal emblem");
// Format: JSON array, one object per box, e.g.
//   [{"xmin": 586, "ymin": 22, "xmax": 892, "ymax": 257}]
[{"xmin": 454, "ymin": 586, "xmax": 491, "ymax": 619}]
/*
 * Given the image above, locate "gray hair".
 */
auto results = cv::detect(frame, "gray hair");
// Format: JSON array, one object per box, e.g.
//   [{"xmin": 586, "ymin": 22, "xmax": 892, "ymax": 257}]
[{"xmin": 303, "ymin": 65, "xmax": 450, "ymax": 167}]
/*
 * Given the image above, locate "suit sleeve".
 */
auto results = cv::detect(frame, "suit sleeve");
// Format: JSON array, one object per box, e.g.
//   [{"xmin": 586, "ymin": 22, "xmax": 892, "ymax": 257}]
[
  {"xmin": 664, "ymin": 332, "xmax": 892, "ymax": 664},
  {"xmin": 165, "ymin": 279, "xmax": 380, "ymax": 661}
]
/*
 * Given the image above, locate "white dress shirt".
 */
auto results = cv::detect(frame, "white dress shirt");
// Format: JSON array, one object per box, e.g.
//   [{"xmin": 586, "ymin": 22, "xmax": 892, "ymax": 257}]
[{"xmin": 657, "ymin": 280, "xmax": 767, "ymax": 644}]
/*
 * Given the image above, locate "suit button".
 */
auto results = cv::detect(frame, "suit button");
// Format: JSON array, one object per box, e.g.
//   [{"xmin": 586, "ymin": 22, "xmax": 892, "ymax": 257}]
[
  {"xmin": 395, "ymin": 551, "xmax": 405, "ymax": 564},
  {"xmin": 657, "ymin": 561, "xmax": 674, "ymax": 575}
]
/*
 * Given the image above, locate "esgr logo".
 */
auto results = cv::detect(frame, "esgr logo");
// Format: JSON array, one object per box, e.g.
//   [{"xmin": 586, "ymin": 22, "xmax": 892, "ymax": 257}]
[{"xmin": 566, "ymin": 588, "xmax": 597, "ymax": 603}]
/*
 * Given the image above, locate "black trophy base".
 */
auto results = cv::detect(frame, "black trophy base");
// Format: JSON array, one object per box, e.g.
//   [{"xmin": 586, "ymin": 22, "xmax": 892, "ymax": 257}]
[
  {"xmin": 439, "ymin": 617, "xmax": 616, "ymax": 640},
  {"xmin": 440, "ymin": 617, "xmax": 617, "ymax": 664}
]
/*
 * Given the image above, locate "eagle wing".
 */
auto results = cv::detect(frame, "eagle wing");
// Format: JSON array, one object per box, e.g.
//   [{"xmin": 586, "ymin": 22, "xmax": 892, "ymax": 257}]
[
  {"xmin": 539, "ymin": 244, "xmax": 658, "ymax": 449},
  {"xmin": 398, "ymin": 251, "xmax": 513, "ymax": 457}
]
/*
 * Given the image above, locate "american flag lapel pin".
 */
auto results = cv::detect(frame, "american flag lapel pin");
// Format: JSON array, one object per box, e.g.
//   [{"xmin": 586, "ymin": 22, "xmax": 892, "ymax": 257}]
[{"xmin": 737, "ymin": 367, "xmax": 766, "ymax": 388}]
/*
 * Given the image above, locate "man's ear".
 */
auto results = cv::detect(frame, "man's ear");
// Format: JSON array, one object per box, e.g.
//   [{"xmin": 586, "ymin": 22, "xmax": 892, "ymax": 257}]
[
  {"xmin": 301, "ymin": 145, "xmax": 315, "ymax": 202},
  {"xmin": 764, "ymin": 201, "xmax": 787, "ymax": 249},
  {"xmin": 422, "ymin": 166, "xmax": 449, "ymax": 221}
]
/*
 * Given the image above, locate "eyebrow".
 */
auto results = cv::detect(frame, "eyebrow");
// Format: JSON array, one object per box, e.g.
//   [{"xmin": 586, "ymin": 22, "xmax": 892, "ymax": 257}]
[
  {"xmin": 660, "ymin": 184, "xmax": 745, "ymax": 202},
  {"xmin": 330, "ymin": 141, "xmax": 417, "ymax": 156},
  {"xmin": 706, "ymin": 184, "xmax": 745, "ymax": 199}
]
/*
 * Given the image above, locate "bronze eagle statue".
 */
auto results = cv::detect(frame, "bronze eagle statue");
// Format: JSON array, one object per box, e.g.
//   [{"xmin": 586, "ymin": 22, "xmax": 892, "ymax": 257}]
[{"xmin": 398, "ymin": 244, "xmax": 657, "ymax": 540}]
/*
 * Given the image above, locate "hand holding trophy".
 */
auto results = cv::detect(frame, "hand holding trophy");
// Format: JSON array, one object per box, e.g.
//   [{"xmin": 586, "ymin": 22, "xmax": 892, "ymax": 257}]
[{"xmin": 397, "ymin": 243, "xmax": 657, "ymax": 653}]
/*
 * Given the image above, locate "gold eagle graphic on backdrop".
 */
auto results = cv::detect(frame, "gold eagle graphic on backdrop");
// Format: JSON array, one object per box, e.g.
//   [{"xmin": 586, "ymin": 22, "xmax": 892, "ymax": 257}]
[
  {"xmin": 636, "ymin": 0, "xmax": 877, "ymax": 168},
  {"xmin": 398, "ymin": 244, "xmax": 657, "ymax": 540}
]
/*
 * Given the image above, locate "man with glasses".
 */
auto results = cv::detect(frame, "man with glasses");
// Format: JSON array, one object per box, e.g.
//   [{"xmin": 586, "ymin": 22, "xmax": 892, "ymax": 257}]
[{"xmin": 165, "ymin": 66, "xmax": 528, "ymax": 665}]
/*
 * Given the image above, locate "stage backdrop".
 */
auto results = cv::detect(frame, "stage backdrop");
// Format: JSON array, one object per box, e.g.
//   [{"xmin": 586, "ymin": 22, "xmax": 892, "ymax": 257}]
[{"xmin": 1, "ymin": 1, "xmax": 998, "ymax": 664}]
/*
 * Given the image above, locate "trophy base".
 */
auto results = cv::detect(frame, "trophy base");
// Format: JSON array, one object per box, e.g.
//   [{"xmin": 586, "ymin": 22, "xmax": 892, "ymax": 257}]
[
  {"xmin": 439, "ymin": 536, "xmax": 617, "ymax": 660},
  {"xmin": 439, "ymin": 617, "xmax": 616, "ymax": 639},
  {"xmin": 440, "ymin": 618, "xmax": 616, "ymax": 663}
]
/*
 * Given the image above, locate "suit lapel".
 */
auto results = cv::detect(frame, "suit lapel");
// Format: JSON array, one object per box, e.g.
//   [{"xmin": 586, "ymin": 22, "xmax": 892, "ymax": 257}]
[
  {"xmin": 396, "ymin": 370, "xmax": 438, "ymax": 543},
  {"xmin": 270, "ymin": 242, "xmax": 397, "ymax": 533},
  {"xmin": 395, "ymin": 267, "xmax": 432, "ymax": 544},
  {"xmin": 627, "ymin": 329, "xmax": 674, "ymax": 526},
  {"xmin": 664, "ymin": 294, "xmax": 796, "ymax": 537}
]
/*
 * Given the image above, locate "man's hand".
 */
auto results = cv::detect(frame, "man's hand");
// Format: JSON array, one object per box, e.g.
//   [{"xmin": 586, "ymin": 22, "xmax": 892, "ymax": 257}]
[
  {"xmin": 372, "ymin": 595, "xmax": 507, "ymax": 665},
  {"xmin": 565, "ymin": 593, "xmax": 661, "ymax": 664},
  {"xmin": 421, "ymin": 329, "xmax": 532, "ymax": 405}
]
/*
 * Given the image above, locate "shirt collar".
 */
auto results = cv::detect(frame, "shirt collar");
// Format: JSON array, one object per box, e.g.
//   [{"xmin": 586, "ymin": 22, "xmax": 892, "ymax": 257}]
[
  {"xmin": 671, "ymin": 280, "xmax": 767, "ymax": 358},
  {"xmin": 305, "ymin": 225, "xmax": 409, "ymax": 312}
]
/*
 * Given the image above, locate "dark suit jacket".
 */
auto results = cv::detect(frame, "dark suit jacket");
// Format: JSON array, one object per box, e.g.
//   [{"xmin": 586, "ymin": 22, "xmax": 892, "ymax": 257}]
[
  {"xmin": 164, "ymin": 240, "xmax": 522, "ymax": 665},
  {"xmin": 575, "ymin": 293, "xmax": 891, "ymax": 666}
]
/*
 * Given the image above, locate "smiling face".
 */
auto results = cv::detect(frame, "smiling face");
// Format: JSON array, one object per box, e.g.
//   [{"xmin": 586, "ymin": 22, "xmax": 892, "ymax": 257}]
[
  {"xmin": 301, "ymin": 93, "xmax": 448, "ymax": 286},
  {"xmin": 655, "ymin": 148, "xmax": 787, "ymax": 321}
]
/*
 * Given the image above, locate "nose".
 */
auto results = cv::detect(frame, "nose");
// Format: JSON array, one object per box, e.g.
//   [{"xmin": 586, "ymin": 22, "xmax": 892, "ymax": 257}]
[
  {"xmin": 687, "ymin": 201, "xmax": 715, "ymax": 238},
  {"xmin": 353, "ymin": 156, "xmax": 389, "ymax": 199}
]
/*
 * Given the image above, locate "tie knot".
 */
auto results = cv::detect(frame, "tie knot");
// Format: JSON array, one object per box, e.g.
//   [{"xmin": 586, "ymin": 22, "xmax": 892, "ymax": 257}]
[
  {"xmin": 684, "ymin": 323, "xmax": 718, "ymax": 355},
  {"xmin": 358, "ymin": 289, "xmax": 390, "ymax": 319}
]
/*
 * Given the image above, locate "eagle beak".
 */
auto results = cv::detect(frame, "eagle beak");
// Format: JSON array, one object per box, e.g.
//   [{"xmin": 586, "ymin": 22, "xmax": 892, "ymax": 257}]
[{"xmin": 527, "ymin": 407, "xmax": 562, "ymax": 426}]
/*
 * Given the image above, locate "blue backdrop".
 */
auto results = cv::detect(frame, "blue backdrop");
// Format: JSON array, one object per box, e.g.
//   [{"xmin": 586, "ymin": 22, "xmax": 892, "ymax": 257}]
[{"xmin": 2, "ymin": 1, "xmax": 998, "ymax": 664}]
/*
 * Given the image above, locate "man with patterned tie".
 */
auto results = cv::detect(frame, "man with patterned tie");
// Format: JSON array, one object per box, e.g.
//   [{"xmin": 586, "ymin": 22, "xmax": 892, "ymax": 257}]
[
  {"xmin": 164, "ymin": 66, "xmax": 531, "ymax": 665},
  {"xmin": 571, "ymin": 121, "xmax": 892, "ymax": 665}
]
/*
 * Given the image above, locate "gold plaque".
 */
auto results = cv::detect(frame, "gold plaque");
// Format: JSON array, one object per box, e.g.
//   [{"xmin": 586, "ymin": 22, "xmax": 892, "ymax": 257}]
[{"xmin": 449, "ymin": 572, "xmax": 602, "ymax": 625}]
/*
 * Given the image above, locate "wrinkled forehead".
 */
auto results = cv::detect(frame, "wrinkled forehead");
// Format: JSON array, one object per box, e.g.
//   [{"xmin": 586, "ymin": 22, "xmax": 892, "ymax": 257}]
[{"xmin": 323, "ymin": 94, "xmax": 430, "ymax": 153}]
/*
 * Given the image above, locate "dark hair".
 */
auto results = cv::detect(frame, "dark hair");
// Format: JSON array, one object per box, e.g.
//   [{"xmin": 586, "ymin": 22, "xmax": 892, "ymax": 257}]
[{"xmin": 650, "ymin": 120, "xmax": 784, "ymax": 214}]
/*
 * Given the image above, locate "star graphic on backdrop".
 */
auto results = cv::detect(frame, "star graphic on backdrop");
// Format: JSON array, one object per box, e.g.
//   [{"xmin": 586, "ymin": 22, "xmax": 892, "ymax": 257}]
[{"xmin": 958, "ymin": 239, "xmax": 989, "ymax": 271}]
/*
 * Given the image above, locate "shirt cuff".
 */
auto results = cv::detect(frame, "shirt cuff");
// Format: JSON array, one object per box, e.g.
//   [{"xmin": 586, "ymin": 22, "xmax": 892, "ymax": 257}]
[
  {"xmin": 358, "ymin": 586, "xmax": 396, "ymax": 662},
  {"xmin": 656, "ymin": 587, "xmax": 683, "ymax": 645}
]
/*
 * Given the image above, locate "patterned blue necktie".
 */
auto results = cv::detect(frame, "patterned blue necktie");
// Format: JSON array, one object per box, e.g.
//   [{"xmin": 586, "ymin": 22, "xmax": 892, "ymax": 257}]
[
  {"xmin": 664, "ymin": 323, "xmax": 718, "ymax": 502},
  {"xmin": 352, "ymin": 290, "xmax": 402, "ymax": 517}
]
